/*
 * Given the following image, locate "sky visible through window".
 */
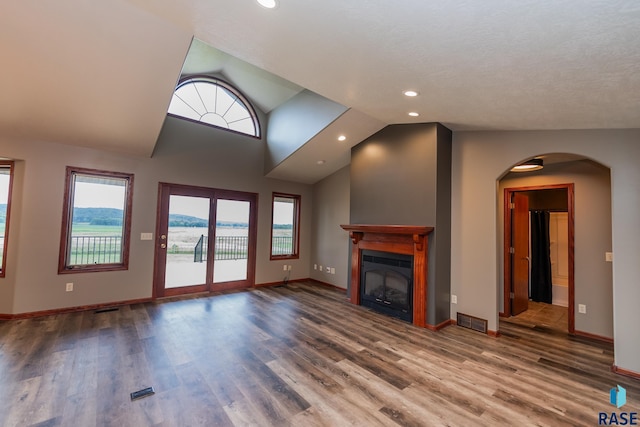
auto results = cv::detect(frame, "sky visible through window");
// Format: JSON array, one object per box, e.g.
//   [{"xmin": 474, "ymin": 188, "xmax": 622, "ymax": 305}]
[
  {"xmin": 71, "ymin": 182, "xmax": 290, "ymax": 224},
  {"xmin": 0, "ymin": 173, "xmax": 10, "ymax": 202},
  {"xmin": 273, "ymin": 200, "xmax": 294, "ymax": 226},
  {"xmin": 168, "ymin": 78, "xmax": 258, "ymax": 137},
  {"xmin": 73, "ymin": 182, "xmax": 125, "ymax": 209},
  {"xmin": 169, "ymin": 197, "xmax": 277, "ymax": 224}
]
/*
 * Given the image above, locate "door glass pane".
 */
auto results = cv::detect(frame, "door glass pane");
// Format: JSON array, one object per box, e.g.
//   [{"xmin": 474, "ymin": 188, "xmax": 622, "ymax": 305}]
[
  {"xmin": 214, "ymin": 199, "xmax": 249, "ymax": 283},
  {"xmin": 165, "ymin": 195, "xmax": 209, "ymax": 288}
]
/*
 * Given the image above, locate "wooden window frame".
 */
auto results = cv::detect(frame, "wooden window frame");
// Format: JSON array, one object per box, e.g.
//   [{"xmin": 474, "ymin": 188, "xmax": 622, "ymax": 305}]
[
  {"xmin": 0, "ymin": 161, "xmax": 15, "ymax": 278},
  {"xmin": 270, "ymin": 192, "xmax": 301, "ymax": 260},
  {"xmin": 58, "ymin": 166, "xmax": 134, "ymax": 274}
]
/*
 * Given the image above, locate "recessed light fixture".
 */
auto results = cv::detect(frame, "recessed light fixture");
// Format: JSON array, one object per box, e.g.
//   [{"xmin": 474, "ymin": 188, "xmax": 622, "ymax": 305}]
[
  {"xmin": 511, "ymin": 158, "xmax": 543, "ymax": 172},
  {"xmin": 337, "ymin": 135, "xmax": 346, "ymax": 141},
  {"xmin": 403, "ymin": 90, "xmax": 419, "ymax": 97},
  {"xmin": 408, "ymin": 112, "xmax": 419, "ymax": 117},
  {"xmin": 257, "ymin": 0, "xmax": 277, "ymax": 9},
  {"xmin": 317, "ymin": 160, "xmax": 326, "ymax": 165}
]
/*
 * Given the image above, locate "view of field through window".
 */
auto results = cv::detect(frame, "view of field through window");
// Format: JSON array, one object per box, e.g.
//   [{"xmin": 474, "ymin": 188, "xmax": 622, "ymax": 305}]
[
  {"xmin": 68, "ymin": 174, "xmax": 127, "ymax": 265},
  {"xmin": 272, "ymin": 196, "xmax": 296, "ymax": 256},
  {"xmin": 66, "ymin": 182, "xmax": 292, "ymax": 281},
  {"xmin": 0, "ymin": 166, "xmax": 12, "ymax": 270}
]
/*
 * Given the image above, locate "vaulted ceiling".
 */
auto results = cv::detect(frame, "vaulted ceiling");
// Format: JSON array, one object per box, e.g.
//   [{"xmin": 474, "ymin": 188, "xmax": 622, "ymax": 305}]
[{"xmin": 2, "ymin": 1, "xmax": 639, "ymax": 182}]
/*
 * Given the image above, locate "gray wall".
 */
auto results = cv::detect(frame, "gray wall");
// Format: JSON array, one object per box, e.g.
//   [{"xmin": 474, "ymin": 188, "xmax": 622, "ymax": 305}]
[
  {"xmin": 451, "ymin": 129, "xmax": 640, "ymax": 373},
  {"xmin": 310, "ymin": 166, "xmax": 350, "ymax": 288},
  {"xmin": 499, "ymin": 160, "xmax": 613, "ymax": 337},
  {"xmin": 350, "ymin": 123, "xmax": 451, "ymax": 326},
  {"xmin": 265, "ymin": 89, "xmax": 348, "ymax": 173},
  {"xmin": 0, "ymin": 115, "xmax": 312, "ymax": 315}
]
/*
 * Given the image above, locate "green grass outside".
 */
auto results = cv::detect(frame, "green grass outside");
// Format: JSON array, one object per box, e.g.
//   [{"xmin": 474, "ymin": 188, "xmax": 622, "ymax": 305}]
[{"xmin": 71, "ymin": 223, "xmax": 122, "ymax": 235}]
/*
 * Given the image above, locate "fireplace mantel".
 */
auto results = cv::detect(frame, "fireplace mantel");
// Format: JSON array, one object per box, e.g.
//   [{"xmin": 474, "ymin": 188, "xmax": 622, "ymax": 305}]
[{"xmin": 340, "ymin": 224, "xmax": 434, "ymax": 327}]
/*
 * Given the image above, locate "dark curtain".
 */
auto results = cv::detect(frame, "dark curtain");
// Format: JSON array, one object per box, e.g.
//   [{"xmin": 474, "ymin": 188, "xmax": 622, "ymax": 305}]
[{"xmin": 530, "ymin": 210, "xmax": 553, "ymax": 303}]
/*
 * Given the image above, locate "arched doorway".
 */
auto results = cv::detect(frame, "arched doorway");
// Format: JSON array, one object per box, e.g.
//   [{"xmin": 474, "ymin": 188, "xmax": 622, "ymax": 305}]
[{"xmin": 497, "ymin": 154, "xmax": 613, "ymax": 341}]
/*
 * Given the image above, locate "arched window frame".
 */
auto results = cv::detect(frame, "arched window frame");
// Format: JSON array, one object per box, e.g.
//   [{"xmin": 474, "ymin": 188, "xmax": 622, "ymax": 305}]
[{"xmin": 167, "ymin": 75, "xmax": 261, "ymax": 139}]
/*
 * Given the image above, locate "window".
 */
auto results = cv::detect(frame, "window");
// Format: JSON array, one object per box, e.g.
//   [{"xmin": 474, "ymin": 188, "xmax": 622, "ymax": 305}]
[
  {"xmin": 167, "ymin": 76, "xmax": 260, "ymax": 138},
  {"xmin": 59, "ymin": 167, "xmax": 134, "ymax": 273},
  {"xmin": 270, "ymin": 193, "xmax": 300, "ymax": 260},
  {"xmin": 0, "ymin": 161, "xmax": 15, "ymax": 277}
]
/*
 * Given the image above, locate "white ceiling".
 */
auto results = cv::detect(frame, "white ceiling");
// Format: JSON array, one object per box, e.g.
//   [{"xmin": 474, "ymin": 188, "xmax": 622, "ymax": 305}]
[{"xmin": 2, "ymin": 1, "xmax": 640, "ymax": 181}]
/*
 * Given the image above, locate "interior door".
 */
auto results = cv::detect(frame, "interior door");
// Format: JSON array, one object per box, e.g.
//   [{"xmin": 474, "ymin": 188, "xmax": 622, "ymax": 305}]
[{"xmin": 512, "ymin": 192, "xmax": 530, "ymax": 315}]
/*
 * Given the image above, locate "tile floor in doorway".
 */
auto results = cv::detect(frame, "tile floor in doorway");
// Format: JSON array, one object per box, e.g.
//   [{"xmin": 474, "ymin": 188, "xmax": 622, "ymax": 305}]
[{"xmin": 505, "ymin": 300, "xmax": 568, "ymax": 332}]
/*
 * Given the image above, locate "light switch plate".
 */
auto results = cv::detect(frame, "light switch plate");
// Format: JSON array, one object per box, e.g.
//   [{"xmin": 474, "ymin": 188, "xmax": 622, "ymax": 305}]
[
  {"xmin": 605, "ymin": 252, "xmax": 613, "ymax": 262},
  {"xmin": 578, "ymin": 304, "xmax": 587, "ymax": 314},
  {"xmin": 451, "ymin": 295, "xmax": 457, "ymax": 304}
]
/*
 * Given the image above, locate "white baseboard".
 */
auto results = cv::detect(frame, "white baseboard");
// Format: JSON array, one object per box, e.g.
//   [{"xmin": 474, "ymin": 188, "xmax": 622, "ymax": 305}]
[{"xmin": 552, "ymin": 284, "xmax": 568, "ymax": 307}]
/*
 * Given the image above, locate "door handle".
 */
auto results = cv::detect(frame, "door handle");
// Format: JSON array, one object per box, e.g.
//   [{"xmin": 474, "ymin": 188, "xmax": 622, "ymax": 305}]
[{"xmin": 160, "ymin": 243, "xmax": 167, "ymax": 249}]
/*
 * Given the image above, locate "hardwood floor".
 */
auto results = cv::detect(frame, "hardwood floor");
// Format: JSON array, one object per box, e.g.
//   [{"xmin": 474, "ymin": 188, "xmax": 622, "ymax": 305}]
[{"xmin": 0, "ymin": 281, "xmax": 637, "ymax": 426}]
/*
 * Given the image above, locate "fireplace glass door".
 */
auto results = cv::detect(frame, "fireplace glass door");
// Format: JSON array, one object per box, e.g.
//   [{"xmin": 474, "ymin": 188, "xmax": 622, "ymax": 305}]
[{"xmin": 360, "ymin": 251, "xmax": 413, "ymax": 322}]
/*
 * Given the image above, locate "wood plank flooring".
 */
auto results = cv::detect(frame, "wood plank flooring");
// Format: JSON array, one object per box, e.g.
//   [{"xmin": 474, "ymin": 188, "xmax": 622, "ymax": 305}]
[{"xmin": 0, "ymin": 281, "xmax": 637, "ymax": 426}]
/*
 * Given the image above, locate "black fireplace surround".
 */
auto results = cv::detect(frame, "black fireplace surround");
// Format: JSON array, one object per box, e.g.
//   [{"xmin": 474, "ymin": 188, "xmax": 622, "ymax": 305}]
[{"xmin": 360, "ymin": 250, "xmax": 413, "ymax": 322}]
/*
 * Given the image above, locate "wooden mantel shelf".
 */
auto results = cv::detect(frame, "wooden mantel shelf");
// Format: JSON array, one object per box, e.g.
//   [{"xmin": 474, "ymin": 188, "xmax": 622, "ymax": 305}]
[
  {"xmin": 340, "ymin": 224, "xmax": 434, "ymax": 328},
  {"xmin": 340, "ymin": 224, "xmax": 434, "ymax": 251},
  {"xmin": 340, "ymin": 224, "xmax": 434, "ymax": 235}
]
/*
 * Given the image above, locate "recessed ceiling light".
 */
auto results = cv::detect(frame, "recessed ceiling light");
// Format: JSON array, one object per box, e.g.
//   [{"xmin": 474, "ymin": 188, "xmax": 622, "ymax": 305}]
[
  {"xmin": 338, "ymin": 135, "xmax": 346, "ymax": 141},
  {"xmin": 408, "ymin": 112, "xmax": 419, "ymax": 117},
  {"xmin": 510, "ymin": 158, "xmax": 544, "ymax": 172},
  {"xmin": 317, "ymin": 160, "xmax": 326, "ymax": 165},
  {"xmin": 257, "ymin": 0, "xmax": 278, "ymax": 9},
  {"xmin": 403, "ymin": 90, "xmax": 419, "ymax": 97}
]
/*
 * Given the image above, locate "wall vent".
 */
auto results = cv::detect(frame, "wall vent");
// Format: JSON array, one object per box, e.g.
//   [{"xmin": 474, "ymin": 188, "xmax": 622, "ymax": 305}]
[{"xmin": 456, "ymin": 312, "xmax": 488, "ymax": 334}]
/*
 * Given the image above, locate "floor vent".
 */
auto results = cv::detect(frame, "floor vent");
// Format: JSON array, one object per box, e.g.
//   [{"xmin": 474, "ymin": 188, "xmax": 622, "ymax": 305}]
[
  {"xmin": 95, "ymin": 307, "xmax": 119, "ymax": 314},
  {"xmin": 456, "ymin": 312, "xmax": 488, "ymax": 334},
  {"xmin": 130, "ymin": 387, "xmax": 155, "ymax": 401}
]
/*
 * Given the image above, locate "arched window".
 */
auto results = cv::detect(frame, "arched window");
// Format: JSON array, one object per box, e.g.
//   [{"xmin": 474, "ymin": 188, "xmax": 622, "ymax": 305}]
[{"xmin": 168, "ymin": 76, "xmax": 260, "ymax": 138}]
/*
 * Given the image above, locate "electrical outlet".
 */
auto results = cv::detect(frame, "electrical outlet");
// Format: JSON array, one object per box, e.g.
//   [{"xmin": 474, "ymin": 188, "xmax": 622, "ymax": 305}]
[
  {"xmin": 605, "ymin": 252, "xmax": 613, "ymax": 262},
  {"xmin": 283, "ymin": 265, "xmax": 288, "ymax": 271},
  {"xmin": 330, "ymin": 267, "xmax": 335, "ymax": 274},
  {"xmin": 319, "ymin": 265, "xmax": 323, "ymax": 272},
  {"xmin": 66, "ymin": 282, "xmax": 74, "ymax": 292},
  {"xmin": 287, "ymin": 265, "xmax": 292, "ymax": 271},
  {"xmin": 451, "ymin": 295, "xmax": 457, "ymax": 304},
  {"xmin": 314, "ymin": 264, "xmax": 317, "ymax": 270},
  {"xmin": 578, "ymin": 304, "xmax": 587, "ymax": 314}
]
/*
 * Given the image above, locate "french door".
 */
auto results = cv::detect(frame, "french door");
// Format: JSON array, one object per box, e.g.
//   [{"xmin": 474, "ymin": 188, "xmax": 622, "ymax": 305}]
[{"xmin": 153, "ymin": 183, "xmax": 257, "ymax": 297}]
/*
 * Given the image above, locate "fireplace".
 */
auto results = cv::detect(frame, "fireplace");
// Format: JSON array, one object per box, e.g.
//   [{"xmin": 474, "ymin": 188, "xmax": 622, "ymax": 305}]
[
  {"xmin": 361, "ymin": 250, "xmax": 413, "ymax": 322},
  {"xmin": 341, "ymin": 224, "xmax": 433, "ymax": 327}
]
